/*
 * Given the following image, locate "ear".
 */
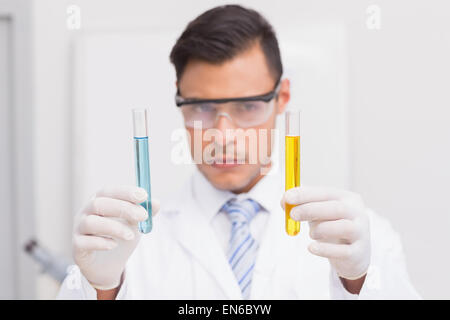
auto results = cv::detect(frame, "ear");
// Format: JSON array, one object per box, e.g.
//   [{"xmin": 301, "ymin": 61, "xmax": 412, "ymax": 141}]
[{"xmin": 276, "ymin": 78, "xmax": 290, "ymax": 114}]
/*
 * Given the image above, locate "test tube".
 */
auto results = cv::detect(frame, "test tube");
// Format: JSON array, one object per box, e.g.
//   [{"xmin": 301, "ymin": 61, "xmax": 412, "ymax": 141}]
[
  {"xmin": 132, "ymin": 109, "xmax": 152, "ymax": 234},
  {"xmin": 285, "ymin": 110, "xmax": 301, "ymax": 236}
]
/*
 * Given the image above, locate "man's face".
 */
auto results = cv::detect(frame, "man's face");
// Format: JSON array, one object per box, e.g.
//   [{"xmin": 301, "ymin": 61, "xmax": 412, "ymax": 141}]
[{"xmin": 178, "ymin": 42, "xmax": 290, "ymax": 193}]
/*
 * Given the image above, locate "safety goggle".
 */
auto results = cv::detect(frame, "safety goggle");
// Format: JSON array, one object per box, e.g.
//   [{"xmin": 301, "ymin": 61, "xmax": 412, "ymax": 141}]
[{"xmin": 175, "ymin": 81, "xmax": 281, "ymax": 129}]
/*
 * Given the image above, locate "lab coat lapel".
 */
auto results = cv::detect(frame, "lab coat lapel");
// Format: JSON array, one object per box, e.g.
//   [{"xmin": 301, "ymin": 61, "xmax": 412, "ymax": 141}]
[
  {"xmin": 247, "ymin": 168, "xmax": 303, "ymax": 299},
  {"xmin": 250, "ymin": 188, "xmax": 285, "ymax": 299},
  {"xmin": 171, "ymin": 190, "xmax": 242, "ymax": 299}
]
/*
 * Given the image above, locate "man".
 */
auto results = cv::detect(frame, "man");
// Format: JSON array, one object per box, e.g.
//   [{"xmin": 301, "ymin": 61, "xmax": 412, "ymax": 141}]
[{"xmin": 58, "ymin": 5, "xmax": 419, "ymax": 299}]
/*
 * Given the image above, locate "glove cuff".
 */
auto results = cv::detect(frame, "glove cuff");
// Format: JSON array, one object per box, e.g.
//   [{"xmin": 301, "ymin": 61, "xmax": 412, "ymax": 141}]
[
  {"xmin": 89, "ymin": 272, "xmax": 124, "ymax": 291},
  {"xmin": 337, "ymin": 270, "xmax": 368, "ymax": 281}
]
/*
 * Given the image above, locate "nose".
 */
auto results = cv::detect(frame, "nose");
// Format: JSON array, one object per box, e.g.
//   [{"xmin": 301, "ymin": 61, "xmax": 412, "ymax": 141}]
[{"xmin": 214, "ymin": 112, "xmax": 236, "ymax": 146}]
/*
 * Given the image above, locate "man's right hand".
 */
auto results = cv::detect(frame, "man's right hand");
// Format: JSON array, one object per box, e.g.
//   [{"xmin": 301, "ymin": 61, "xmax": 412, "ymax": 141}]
[{"xmin": 73, "ymin": 185, "xmax": 160, "ymax": 292}]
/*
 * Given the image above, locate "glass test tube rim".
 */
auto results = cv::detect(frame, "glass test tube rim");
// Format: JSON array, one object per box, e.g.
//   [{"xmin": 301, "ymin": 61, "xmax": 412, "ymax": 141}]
[
  {"xmin": 132, "ymin": 108, "xmax": 149, "ymax": 138},
  {"xmin": 285, "ymin": 109, "xmax": 301, "ymax": 136}
]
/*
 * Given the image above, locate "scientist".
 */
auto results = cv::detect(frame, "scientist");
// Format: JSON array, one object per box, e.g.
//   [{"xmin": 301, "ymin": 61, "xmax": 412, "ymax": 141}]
[{"xmin": 58, "ymin": 5, "xmax": 419, "ymax": 299}]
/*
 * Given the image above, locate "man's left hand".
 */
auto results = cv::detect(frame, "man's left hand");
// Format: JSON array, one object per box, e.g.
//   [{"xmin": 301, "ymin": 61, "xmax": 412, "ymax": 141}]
[{"xmin": 281, "ymin": 186, "xmax": 371, "ymax": 287}]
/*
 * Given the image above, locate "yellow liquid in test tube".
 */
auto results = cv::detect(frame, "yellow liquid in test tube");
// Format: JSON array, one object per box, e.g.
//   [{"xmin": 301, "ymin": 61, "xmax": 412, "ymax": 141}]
[{"xmin": 285, "ymin": 135, "xmax": 301, "ymax": 236}]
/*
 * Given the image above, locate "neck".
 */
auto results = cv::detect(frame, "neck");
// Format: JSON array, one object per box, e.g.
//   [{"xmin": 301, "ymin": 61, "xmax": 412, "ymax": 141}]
[{"xmin": 232, "ymin": 163, "xmax": 272, "ymax": 194}]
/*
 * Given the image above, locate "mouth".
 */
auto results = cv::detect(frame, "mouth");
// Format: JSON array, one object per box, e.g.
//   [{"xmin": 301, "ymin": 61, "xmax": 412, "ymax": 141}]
[{"xmin": 211, "ymin": 157, "xmax": 245, "ymax": 168}]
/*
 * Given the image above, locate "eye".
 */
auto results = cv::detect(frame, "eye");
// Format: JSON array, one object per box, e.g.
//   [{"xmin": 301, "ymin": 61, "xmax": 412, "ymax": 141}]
[
  {"xmin": 193, "ymin": 104, "xmax": 215, "ymax": 113},
  {"xmin": 239, "ymin": 102, "xmax": 260, "ymax": 112}
]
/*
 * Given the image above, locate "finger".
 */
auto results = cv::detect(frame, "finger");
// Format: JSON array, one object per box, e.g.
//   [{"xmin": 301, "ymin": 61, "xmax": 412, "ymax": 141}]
[
  {"xmin": 132, "ymin": 198, "xmax": 161, "ymax": 218},
  {"xmin": 151, "ymin": 198, "xmax": 161, "ymax": 217},
  {"xmin": 308, "ymin": 241, "xmax": 353, "ymax": 259},
  {"xmin": 309, "ymin": 219, "xmax": 359, "ymax": 242},
  {"xmin": 78, "ymin": 214, "xmax": 136, "ymax": 241},
  {"xmin": 85, "ymin": 197, "xmax": 148, "ymax": 223},
  {"xmin": 282, "ymin": 186, "xmax": 351, "ymax": 207},
  {"xmin": 290, "ymin": 200, "xmax": 354, "ymax": 222},
  {"xmin": 96, "ymin": 185, "xmax": 148, "ymax": 204},
  {"xmin": 73, "ymin": 235, "xmax": 118, "ymax": 252}
]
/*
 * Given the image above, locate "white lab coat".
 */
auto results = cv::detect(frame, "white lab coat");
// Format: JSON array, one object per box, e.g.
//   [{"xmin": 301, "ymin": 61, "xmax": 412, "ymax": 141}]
[{"xmin": 57, "ymin": 168, "xmax": 420, "ymax": 300}]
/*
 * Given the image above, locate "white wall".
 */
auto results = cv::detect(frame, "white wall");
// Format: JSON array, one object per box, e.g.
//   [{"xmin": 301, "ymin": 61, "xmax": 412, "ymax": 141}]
[
  {"xmin": 0, "ymin": 15, "xmax": 14, "ymax": 298},
  {"xmin": 5, "ymin": 0, "xmax": 449, "ymax": 298},
  {"xmin": 347, "ymin": 0, "xmax": 450, "ymax": 299}
]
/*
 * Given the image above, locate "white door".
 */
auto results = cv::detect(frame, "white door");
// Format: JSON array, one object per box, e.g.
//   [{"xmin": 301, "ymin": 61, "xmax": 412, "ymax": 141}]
[{"xmin": 72, "ymin": 24, "xmax": 350, "ymax": 212}]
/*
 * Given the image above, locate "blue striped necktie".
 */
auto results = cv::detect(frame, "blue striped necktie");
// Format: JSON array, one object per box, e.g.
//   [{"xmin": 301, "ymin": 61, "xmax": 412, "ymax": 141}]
[{"xmin": 221, "ymin": 198, "xmax": 261, "ymax": 299}]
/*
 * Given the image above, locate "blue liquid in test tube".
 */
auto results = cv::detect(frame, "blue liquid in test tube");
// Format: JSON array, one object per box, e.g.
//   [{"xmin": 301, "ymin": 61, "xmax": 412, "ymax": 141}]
[{"xmin": 132, "ymin": 109, "xmax": 152, "ymax": 233}]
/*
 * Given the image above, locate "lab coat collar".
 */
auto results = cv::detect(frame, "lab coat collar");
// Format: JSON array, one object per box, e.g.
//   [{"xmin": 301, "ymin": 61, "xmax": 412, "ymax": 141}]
[
  {"xmin": 192, "ymin": 169, "xmax": 234, "ymax": 221},
  {"xmin": 240, "ymin": 167, "xmax": 283, "ymax": 214}
]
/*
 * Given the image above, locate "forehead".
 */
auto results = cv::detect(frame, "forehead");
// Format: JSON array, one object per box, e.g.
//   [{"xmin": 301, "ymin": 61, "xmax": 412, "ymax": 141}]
[{"xmin": 178, "ymin": 43, "xmax": 276, "ymax": 99}]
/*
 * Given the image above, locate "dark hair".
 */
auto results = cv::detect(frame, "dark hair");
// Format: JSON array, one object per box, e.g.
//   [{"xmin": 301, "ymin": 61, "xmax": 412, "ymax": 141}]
[{"xmin": 169, "ymin": 4, "xmax": 282, "ymax": 83}]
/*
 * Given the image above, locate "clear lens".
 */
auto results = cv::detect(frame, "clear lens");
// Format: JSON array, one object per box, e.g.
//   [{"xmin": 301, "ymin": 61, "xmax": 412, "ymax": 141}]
[
  {"xmin": 229, "ymin": 101, "xmax": 271, "ymax": 126},
  {"xmin": 181, "ymin": 103, "xmax": 217, "ymax": 128},
  {"xmin": 181, "ymin": 100, "xmax": 274, "ymax": 128}
]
